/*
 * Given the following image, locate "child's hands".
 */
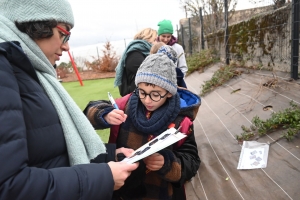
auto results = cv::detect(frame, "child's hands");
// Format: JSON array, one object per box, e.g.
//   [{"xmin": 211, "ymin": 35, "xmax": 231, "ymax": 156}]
[
  {"xmin": 143, "ymin": 153, "xmax": 164, "ymax": 171},
  {"xmin": 104, "ymin": 109, "xmax": 127, "ymax": 125},
  {"xmin": 116, "ymin": 147, "xmax": 135, "ymax": 161}
]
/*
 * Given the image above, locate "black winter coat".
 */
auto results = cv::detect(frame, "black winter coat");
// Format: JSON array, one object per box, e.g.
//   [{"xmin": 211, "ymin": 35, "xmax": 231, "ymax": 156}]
[
  {"xmin": 0, "ymin": 41, "xmax": 114, "ymax": 200},
  {"xmin": 119, "ymin": 50, "xmax": 146, "ymax": 96},
  {"xmin": 119, "ymin": 50, "xmax": 187, "ymax": 97}
]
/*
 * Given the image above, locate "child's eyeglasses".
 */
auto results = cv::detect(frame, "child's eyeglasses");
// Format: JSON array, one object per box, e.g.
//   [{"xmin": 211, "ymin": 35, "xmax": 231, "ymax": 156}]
[
  {"xmin": 56, "ymin": 25, "xmax": 71, "ymax": 44},
  {"xmin": 134, "ymin": 88, "xmax": 169, "ymax": 102}
]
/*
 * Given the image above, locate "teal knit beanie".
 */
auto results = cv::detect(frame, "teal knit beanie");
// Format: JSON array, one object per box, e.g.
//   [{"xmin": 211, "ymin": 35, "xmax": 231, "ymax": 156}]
[
  {"xmin": 157, "ymin": 20, "xmax": 173, "ymax": 36},
  {"xmin": 0, "ymin": 0, "xmax": 74, "ymax": 27}
]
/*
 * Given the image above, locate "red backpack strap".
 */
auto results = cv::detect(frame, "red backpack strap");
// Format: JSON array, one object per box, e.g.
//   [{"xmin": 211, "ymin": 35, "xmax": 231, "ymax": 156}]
[
  {"xmin": 173, "ymin": 117, "xmax": 193, "ymax": 149},
  {"xmin": 109, "ymin": 93, "xmax": 132, "ymax": 143}
]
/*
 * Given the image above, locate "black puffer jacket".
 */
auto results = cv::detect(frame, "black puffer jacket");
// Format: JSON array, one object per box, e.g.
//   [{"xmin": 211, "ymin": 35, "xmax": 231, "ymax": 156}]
[
  {"xmin": 0, "ymin": 41, "xmax": 114, "ymax": 199},
  {"xmin": 119, "ymin": 50, "xmax": 146, "ymax": 96}
]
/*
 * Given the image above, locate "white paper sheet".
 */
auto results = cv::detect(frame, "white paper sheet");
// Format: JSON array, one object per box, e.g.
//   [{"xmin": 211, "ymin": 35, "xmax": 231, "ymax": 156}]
[{"xmin": 121, "ymin": 128, "xmax": 187, "ymax": 164}]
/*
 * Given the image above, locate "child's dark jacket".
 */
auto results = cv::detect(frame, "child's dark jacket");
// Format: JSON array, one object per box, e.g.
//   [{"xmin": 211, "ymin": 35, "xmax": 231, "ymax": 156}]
[{"xmin": 84, "ymin": 88, "xmax": 201, "ymax": 200}]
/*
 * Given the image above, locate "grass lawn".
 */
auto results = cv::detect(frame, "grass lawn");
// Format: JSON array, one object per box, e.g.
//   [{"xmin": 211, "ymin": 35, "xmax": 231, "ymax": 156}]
[{"xmin": 62, "ymin": 78, "xmax": 121, "ymax": 143}]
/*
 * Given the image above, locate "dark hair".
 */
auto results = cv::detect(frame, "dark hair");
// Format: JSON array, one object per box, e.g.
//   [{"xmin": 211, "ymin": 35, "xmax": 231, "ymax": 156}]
[{"xmin": 15, "ymin": 20, "xmax": 58, "ymax": 40}]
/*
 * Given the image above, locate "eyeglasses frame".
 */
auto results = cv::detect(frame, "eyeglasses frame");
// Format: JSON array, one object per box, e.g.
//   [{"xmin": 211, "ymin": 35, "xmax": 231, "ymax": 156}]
[
  {"xmin": 56, "ymin": 25, "xmax": 71, "ymax": 44},
  {"xmin": 134, "ymin": 87, "xmax": 169, "ymax": 102}
]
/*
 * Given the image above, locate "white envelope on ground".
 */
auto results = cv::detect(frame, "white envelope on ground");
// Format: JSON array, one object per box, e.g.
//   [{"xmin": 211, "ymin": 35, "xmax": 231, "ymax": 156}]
[{"xmin": 237, "ymin": 141, "xmax": 269, "ymax": 170}]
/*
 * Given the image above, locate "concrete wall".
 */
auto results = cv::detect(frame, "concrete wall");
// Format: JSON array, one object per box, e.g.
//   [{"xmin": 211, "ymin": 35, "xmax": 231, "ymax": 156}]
[
  {"xmin": 178, "ymin": 5, "xmax": 274, "ymax": 55},
  {"xmin": 205, "ymin": 4, "xmax": 292, "ymax": 72},
  {"xmin": 178, "ymin": 3, "xmax": 297, "ymax": 72}
]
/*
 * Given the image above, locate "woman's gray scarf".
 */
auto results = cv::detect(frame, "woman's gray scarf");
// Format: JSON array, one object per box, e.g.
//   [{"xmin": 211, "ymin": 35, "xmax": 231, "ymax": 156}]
[{"xmin": 0, "ymin": 15, "xmax": 106, "ymax": 166}]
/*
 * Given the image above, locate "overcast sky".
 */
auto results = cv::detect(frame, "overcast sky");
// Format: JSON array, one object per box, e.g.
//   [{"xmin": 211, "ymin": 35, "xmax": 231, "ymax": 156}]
[
  {"xmin": 59, "ymin": 0, "xmax": 268, "ymax": 63},
  {"xmin": 68, "ymin": 0, "xmax": 185, "ymax": 48}
]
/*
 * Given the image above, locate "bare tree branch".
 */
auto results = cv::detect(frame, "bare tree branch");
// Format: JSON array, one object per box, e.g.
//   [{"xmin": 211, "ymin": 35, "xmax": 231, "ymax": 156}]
[{"xmin": 180, "ymin": 0, "xmax": 238, "ymax": 34}]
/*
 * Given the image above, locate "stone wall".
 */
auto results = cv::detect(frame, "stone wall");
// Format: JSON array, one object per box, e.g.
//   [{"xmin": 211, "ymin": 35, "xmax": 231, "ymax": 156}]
[
  {"xmin": 205, "ymin": 4, "xmax": 292, "ymax": 72},
  {"xmin": 178, "ymin": 5, "xmax": 274, "ymax": 54},
  {"xmin": 178, "ymin": 3, "xmax": 295, "ymax": 72}
]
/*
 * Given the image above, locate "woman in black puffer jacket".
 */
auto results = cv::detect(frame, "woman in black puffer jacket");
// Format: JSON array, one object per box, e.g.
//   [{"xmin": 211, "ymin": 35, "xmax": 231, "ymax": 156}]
[{"xmin": 0, "ymin": 0, "xmax": 137, "ymax": 199}]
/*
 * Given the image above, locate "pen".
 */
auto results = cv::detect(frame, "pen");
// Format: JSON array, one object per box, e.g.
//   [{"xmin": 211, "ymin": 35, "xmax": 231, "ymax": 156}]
[
  {"xmin": 174, "ymin": 126, "xmax": 182, "ymax": 134},
  {"xmin": 108, "ymin": 92, "xmax": 119, "ymax": 110}
]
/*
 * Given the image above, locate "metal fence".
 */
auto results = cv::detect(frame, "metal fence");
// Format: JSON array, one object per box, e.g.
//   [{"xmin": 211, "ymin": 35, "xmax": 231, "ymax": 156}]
[
  {"xmin": 179, "ymin": 0, "xmax": 299, "ymax": 79},
  {"xmin": 291, "ymin": 0, "xmax": 299, "ymax": 79}
]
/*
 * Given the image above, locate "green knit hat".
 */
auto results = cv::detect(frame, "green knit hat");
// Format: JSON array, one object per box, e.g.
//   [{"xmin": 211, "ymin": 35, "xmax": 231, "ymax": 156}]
[
  {"xmin": 0, "ymin": 0, "xmax": 74, "ymax": 27},
  {"xmin": 157, "ymin": 20, "xmax": 173, "ymax": 36}
]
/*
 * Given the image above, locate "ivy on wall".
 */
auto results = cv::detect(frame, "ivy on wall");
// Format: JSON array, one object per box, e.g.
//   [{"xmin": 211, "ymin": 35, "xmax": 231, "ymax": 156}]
[{"xmin": 205, "ymin": 4, "xmax": 291, "ymax": 69}]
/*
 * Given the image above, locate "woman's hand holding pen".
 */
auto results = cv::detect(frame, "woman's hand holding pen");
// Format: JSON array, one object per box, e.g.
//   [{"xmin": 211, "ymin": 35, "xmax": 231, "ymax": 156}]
[{"xmin": 104, "ymin": 109, "xmax": 127, "ymax": 125}]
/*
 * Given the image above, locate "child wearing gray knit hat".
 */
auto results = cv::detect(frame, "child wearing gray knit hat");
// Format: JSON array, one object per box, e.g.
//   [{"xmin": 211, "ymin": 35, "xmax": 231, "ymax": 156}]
[
  {"xmin": 85, "ymin": 46, "xmax": 201, "ymax": 200},
  {"xmin": 135, "ymin": 53, "xmax": 177, "ymax": 95}
]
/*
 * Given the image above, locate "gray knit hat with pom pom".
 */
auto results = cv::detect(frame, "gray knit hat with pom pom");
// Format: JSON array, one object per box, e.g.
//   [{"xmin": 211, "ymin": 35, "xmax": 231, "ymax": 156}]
[
  {"xmin": 135, "ymin": 53, "xmax": 177, "ymax": 95},
  {"xmin": 157, "ymin": 45, "xmax": 177, "ymax": 64}
]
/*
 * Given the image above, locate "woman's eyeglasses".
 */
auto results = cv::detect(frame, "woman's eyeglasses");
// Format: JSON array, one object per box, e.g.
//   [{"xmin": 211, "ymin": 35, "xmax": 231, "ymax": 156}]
[
  {"xmin": 134, "ymin": 88, "xmax": 169, "ymax": 102},
  {"xmin": 56, "ymin": 25, "xmax": 71, "ymax": 44}
]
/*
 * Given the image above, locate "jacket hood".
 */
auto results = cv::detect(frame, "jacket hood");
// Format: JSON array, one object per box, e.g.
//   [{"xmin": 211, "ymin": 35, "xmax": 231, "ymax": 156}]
[{"xmin": 177, "ymin": 88, "xmax": 201, "ymax": 121}]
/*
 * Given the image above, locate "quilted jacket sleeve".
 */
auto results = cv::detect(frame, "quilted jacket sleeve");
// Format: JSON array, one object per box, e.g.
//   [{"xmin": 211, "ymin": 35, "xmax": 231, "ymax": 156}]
[
  {"xmin": 158, "ymin": 124, "xmax": 200, "ymax": 186},
  {"xmin": 83, "ymin": 100, "xmax": 115, "ymax": 129},
  {"xmin": 173, "ymin": 124, "xmax": 200, "ymax": 186},
  {"xmin": 0, "ymin": 51, "xmax": 114, "ymax": 199},
  {"xmin": 173, "ymin": 43, "xmax": 188, "ymax": 77}
]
